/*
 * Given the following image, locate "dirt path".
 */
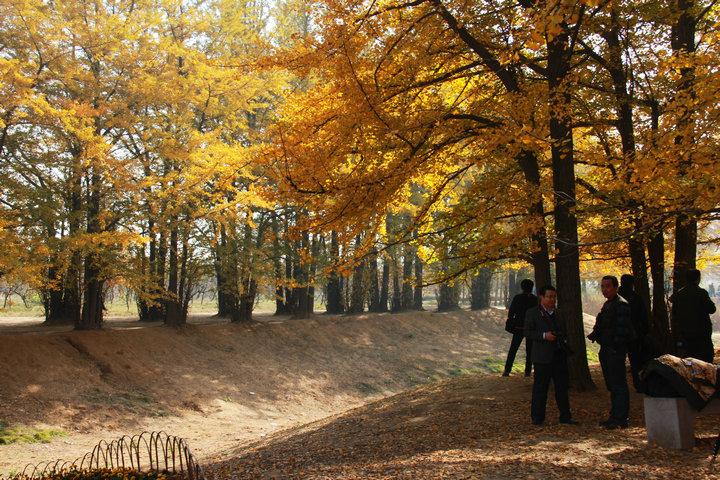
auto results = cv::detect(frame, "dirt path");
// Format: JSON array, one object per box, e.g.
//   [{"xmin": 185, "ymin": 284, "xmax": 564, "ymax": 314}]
[{"xmin": 0, "ymin": 308, "xmax": 516, "ymax": 476}]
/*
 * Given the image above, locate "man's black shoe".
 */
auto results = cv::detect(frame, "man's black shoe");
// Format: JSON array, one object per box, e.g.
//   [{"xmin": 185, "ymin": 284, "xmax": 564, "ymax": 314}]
[
  {"xmin": 604, "ymin": 422, "xmax": 628, "ymax": 430},
  {"xmin": 532, "ymin": 419, "xmax": 543, "ymax": 425},
  {"xmin": 560, "ymin": 419, "xmax": 580, "ymax": 425},
  {"xmin": 502, "ymin": 372, "xmax": 510, "ymax": 377}
]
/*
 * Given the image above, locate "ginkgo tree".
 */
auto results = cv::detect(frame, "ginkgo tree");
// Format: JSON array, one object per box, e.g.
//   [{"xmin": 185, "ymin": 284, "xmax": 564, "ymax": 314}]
[
  {"xmin": 0, "ymin": 0, "xmax": 281, "ymax": 328},
  {"xmin": 263, "ymin": 0, "xmax": 720, "ymax": 388}
]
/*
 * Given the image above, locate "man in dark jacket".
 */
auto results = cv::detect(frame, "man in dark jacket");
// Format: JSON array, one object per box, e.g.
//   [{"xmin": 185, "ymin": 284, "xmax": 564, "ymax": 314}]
[
  {"xmin": 588, "ymin": 275, "xmax": 636, "ymax": 429},
  {"xmin": 670, "ymin": 269, "xmax": 716, "ymax": 362},
  {"xmin": 503, "ymin": 279, "xmax": 537, "ymax": 377},
  {"xmin": 618, "ymin": 274, "xmax": 651, "ymax": 391},
  {"xmin": 524, "ymin": 285, "xmax": 578, "ymax": 426}
]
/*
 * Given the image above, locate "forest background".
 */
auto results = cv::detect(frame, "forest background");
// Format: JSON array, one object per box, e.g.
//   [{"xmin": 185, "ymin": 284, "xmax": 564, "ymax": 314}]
[{"xmin": 2, "ymin": 0, "xmax": 720, "ymax": 389}]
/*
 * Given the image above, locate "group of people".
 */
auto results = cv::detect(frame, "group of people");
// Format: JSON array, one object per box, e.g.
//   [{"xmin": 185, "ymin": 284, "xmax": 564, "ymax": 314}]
[{"xmin": 502, "ymin": 270, "xmax": 717, "ymax": 428}]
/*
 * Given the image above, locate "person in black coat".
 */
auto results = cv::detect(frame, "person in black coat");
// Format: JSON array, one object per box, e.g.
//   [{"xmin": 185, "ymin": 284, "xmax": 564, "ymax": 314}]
[
  {"xmin": 588, "ymin": 275, "xmax": 636, "ymax": 429},
  {"xmin": 618, "ymin": 274, "xmax": 651, "ymax": 391},
  {"xmin": 524, "ymin": 285, "xmax": 578, "ymax": 426},
  {"xmin": 503, "ymin": 279, "xmax": 537, "ymax": 377},
  {"xmin": 670, "ymin": 269, "xmax": 717, "ymax": 362}
]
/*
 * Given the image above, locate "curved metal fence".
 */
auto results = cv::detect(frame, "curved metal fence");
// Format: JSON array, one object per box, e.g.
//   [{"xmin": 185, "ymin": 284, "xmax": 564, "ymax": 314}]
[{"xmin": 10, "ymin": 431, "xmax": 206, "ymax": 480}]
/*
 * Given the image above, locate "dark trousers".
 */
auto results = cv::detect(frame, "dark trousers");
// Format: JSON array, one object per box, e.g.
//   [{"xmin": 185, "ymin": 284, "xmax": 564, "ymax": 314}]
[
  {"xmin": 682, "ymin": 336, "xmax": 715, "ymax": 363},
  {"xmin": 504, "ymin": 331, "xmax": 533, "ymax": 375},
  {"xmin": 531, "ymin": 350, "xmax": 571, "ymax": 423},
  {"xmin": 627, "ymin": 340, "xmax": 647, "ymax": 391},
  {"xmin": 599, "ymin": 345, "xmax": 629, "ymax": 425}
]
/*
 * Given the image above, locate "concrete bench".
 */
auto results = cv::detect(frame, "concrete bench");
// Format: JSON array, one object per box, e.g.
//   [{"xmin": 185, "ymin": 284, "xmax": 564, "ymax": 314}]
[{"xmin": 644, "ymin": 396, "xmax": 720, "ymax": 450}]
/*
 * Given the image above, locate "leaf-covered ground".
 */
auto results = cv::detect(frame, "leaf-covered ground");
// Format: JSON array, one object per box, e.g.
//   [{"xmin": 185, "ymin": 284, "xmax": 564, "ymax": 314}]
[{"xmin": 206, "ymin": 369, "xmax": 720, "ymax": 479}]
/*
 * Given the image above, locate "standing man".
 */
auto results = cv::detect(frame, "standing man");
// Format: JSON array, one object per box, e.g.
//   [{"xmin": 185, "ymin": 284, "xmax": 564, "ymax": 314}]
[
  {"xmin": 524, "ymin": 285, "xmax": 578, "ymax": 426},
  {"xmin": 618, "ymin": 274, "xmax": 651, "ymax": 391},
  {"xmin": 503, "ymin": 279, "xmax": 537, "ymax": 377},
  {"xmin": 588, "ymin": 275, "xmax": 636, "ymax": 429},
  {"xmin": 670, "ymin": 269, "xmax": 717, "ymax": 362}
]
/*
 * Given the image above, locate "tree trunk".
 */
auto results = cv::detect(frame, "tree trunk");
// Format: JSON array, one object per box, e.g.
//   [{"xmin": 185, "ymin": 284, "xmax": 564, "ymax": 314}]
[
  {"xmin": 437, "ymin": 280, "xmax": 460, "ymax": 312},
  {"xmin": 368, "ymin": 252, "xmax": 382, "ymax": 312},
  {"xmin": 78, "ymin": 268, "xmax": 104, "ymax": 330},
  {"xmin": 164, "ymin": 222, "xmax": 185, "ymax": 327},
  {"xmin": 401, "ymin": 246, "xmax": 414, "ymax": 310},
  {"xmin": 76, "ymin": 171, "xmax": 104, "ymax": 331},
  {"xmin": 272, "ymin": 214, "xmax": 288, "ymax": 315},
  {"xmin": 671, "ymin": 0, "xmax": 697, "ymax": 292},
  {"xmin": 306, "ymin": 233, "xmax": 320, "ymax": 317},
  {"xmin": 673, "ymin": 215, "xmax": 697, "ymax": 292},
  {"xmin": 43, "ymin": 265, "xmax": 75, "ymax": 325},
  {"xmin": 327, "ymin": 230, "xmax": 345, "ymax": 314},
  {"xmin": 470, "ymin": 266, "xmax": 493, "ymax": 310},
  {"xmin": 348, "ymin": 236, "xmax": 366, "ymax": 313},
  {"xmin": 506, "ymin": 269, "xmax": 517, "ymax": 308},
  {"xmin": 648, "ymin": 228, "xmax": 672, "ymax": 352},
  {"xmin": 215, "ymin": 224, "xmax": 232, "ymax": 318},
  {"xmin": 547, "ymin": 22, "xmax": 593, "ymax": 391},
  {"xmin": 628, "ymin": 236, "xmax": 652, "ymax": 318},
  {"xmin": 379, "ymin": 255, "xmax": 390, "ymax": 312},
  {"xmin": 413, "ymin": 251, "xmax": 424, "ymax": 310},
  {"xmin": 292, "ymin": 232, "xmax": 312, "ymax": 318},
  {"xmin": 390, "ymin": 249, "xmax": 402, "ymax": 312},
  {"xmin": 64, "ymin": 151, "xmax": 83, "ymax": 327}
]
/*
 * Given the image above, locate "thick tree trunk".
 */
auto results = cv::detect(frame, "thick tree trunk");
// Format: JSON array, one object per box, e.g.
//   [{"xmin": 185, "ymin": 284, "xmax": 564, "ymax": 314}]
[
  {"xmin": 215, "ymin": 225, "xmax": 232, "ymax": 318},
  {"xmin": 506, "ymin": 270, "xmax": 517, "ymax": 308},
  {"xmin": 76, "ymin": 173, "xmax": 104, "ymax": 331},
  {"xmin": 648, "ymin": 228, "xmax": 672, "ymax": 352},
  {"xmin": 63, "ymin": 152, "xmax": 83, "ymax": 327},
  {"xmin": 327, "ymin": 231, "xmax": 345, "ymax": 314},
  {"xmin": 437, "ymin": 281, "xmax": 460, "ymax": 312},
  {"xmin": 548, "ymin": 23, "xmax": 593, "ymax": 391},
  {"xmin": 78, "ymin": 269, "xmax": 104, "ymax": 330},
  {"xmin": 368, "ymin": 253, "xmax": 382, "ymax": 313},
  {"xmin": 292, "ymin": 232, "xmax": 313, "ymax": 318},
  {"xmin": 348, "ymin": 236, "xmax": 366, "ymax": 314},
  {"xmin": 673, "ymin": 215, "xmax": 697, "ymax": 292},
  {"xmin": 164, "ymin": 224, "xmax": 186, "ymax": 327},
  {"xmin": 628, "ymin": 237, "xmax": 652, "ymax": 316},
  {"xmin": 671, "ymin": 0, "xmax": 697, "ymax": 292},
  {"xmin": 43, "ymin": 265, "xmax": 75, "ymax": 325},
  {"xmin": 470, "ymin": 267, "xmax": 493, "ymax": 310}
]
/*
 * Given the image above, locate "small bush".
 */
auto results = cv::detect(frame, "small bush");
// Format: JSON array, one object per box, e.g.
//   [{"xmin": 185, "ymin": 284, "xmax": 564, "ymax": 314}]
[{"xmin": 0, "ymin": 422, "xmax": 66, "ymax": 445}]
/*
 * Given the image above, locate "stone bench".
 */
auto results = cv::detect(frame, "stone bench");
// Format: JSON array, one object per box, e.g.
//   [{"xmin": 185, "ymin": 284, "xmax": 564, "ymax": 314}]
[{"xmin": 644, "ymin": 396, "xmax": 720, "ymax": 450}]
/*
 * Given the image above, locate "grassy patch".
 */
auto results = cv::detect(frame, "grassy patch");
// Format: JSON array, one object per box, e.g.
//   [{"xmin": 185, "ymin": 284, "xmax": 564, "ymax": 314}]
[
  {"xmin": 586, "ymin": 341, "xmax": 600, "ymax": 363},
  {"xmin": 356, "ymin": 382, "xmax": 382, "ymax": 396},
  {"xmin": 81, "ymin": 389, "xmax": 168, "ymax": 417},
  {"xmin": 446, "ymin": 367, "xmax": 485, "ymax": 377},
  {"xmin": 481, "ymin": 356, "xmax": 507, "ymax": 374},
  {"xmin": 0, "ymin": 421, "xmax": 67, "ymax": 445}
]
